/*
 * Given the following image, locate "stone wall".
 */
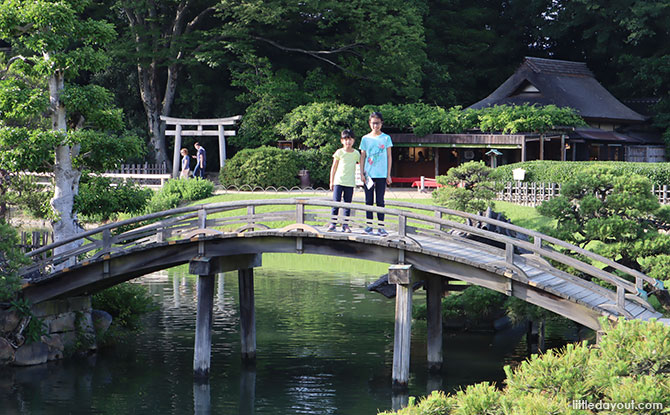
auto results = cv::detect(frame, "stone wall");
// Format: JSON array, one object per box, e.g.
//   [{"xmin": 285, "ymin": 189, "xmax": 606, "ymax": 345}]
[{"xmin": 0, "ymin": 296, "xmax": 101, "ymax": 366}]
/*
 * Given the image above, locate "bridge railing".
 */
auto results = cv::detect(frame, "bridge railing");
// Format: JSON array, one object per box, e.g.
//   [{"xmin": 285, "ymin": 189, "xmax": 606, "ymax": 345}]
[{"xmin": 22, "ymin": 198, "xmax": 659, "ymax": 317}]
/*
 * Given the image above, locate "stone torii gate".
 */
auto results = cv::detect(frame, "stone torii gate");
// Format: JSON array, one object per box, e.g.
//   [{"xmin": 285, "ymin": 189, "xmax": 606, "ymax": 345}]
[{"xmin": 161, "ymin": 115, "xmax": 242, "ymax": 178}]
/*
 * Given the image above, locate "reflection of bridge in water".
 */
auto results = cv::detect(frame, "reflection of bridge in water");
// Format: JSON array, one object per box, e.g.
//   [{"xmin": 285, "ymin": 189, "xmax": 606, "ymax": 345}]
[{"xmin": 20, "ymin": 198, "xmax": 668, "ymax": 388}]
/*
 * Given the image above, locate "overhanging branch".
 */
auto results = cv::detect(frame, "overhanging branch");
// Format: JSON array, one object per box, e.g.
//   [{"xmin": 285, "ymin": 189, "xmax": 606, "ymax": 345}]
[{"xmin": 253, "ymin": 36, "xmax": 367, "ymax": 79}]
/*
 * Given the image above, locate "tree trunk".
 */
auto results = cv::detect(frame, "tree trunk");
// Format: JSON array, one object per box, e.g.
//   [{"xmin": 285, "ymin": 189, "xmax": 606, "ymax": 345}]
[
  {"xmin": 47, "ymin": 68, "xmax": 82, "ymax": 261},
  {"xmin": 138, "ymin": 62, "xmax": 169, "ymax": 169}
]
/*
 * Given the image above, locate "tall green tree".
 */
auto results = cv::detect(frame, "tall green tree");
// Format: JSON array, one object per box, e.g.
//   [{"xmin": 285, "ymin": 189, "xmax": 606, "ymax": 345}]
[
  {"xmin": 112, "ymin": 0, "xmax": 219, "ymax": 168},
  {"xmin": 0, "ymin": 0, "xmax": 143, "ymax": 253},
  {"xmin": 540, "ymin": 0, "xmax": 670, "ymax": 146},
  {"xmin": 423, "ymin": 0, "xmax": 552, "ymax": 106},
  {"xmin": 209, "ymin": 0, "xmax": 428, "ymax": 148}
]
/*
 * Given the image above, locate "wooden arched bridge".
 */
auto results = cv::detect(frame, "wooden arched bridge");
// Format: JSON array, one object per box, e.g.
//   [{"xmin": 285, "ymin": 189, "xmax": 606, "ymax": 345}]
[{"xmin": 19, "ymin": 198, "xmax": 668, "ymax": 387}]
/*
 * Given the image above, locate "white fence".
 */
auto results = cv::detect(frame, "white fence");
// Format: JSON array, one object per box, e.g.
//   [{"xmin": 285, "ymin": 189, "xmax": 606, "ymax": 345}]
[{"xmin": 497, "ymin": 182, "xmax": 670, "ymax": 206}]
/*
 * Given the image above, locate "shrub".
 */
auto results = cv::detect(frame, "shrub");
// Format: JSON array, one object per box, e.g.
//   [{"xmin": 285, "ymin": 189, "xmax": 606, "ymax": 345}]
[
  {"xmin": 0, "ymin": 221, "xmax": 30, "ymax": 302},
  {"xmin": 145, "ymin": 178, "xmax": 214, "ymax": 213},
  {"xmin": 433, "ymin": 161, "xmax": 498, "ymax": 213},
  {"xmin": 91, "ymin": 282, "xmax": 158, "ymax": 330},
  {"xmin": 75, "ymin": 174, "xmax": 152, "ymax": 222},
  {"xmin": 220, "ymin": 146, "xmax": 301, "ymax": 188},
  {"xmin": 384, "ymin": 318, "xmax": 670, "ymax": 415}
]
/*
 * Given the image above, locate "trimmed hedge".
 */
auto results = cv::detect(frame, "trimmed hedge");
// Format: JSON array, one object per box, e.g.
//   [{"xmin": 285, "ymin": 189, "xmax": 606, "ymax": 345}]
[
  {"xmin": 495, "ymin": 160, "xmax": 670, "ymax": 185},
  {"xmin": 220, "ymin": 146, "xmax": 332, "ymax": 189}
]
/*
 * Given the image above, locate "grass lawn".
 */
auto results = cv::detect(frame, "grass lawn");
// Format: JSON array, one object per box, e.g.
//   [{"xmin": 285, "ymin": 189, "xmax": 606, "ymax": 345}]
[{"xmin": 189, "ymin": 192, "xmax": 555, "ymax": 234}]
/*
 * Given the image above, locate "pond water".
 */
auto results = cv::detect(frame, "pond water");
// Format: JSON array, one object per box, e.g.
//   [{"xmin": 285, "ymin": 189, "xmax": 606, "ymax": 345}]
[{"xmin": 1, "ymin": 254, "xmax": 588, "ymax": 414}]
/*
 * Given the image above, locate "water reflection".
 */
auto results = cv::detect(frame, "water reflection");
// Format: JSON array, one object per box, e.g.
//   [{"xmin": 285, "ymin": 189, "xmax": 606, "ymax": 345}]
[
  {"xmin": 1, "ymin": 266, "xmax": 588, "ymax": 415},
  {"xmin": 240, "ymin": 362, "xmax": 256, "ymax": 415},
  {"xmin": 193, "ymin": 382, "xmax": 210, "ymax": 415}
]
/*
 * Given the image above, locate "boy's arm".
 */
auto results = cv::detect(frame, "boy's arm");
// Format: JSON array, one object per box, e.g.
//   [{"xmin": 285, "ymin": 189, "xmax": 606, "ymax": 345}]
[{"xmin": 386, "ymin": 147, "xmax": 393, "ymax": 185}]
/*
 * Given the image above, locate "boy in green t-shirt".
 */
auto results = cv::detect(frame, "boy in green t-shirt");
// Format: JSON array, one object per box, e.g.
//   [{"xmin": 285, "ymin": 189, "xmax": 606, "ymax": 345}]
[{"xmin": 328, "ymin": 129, "xmax": 360, "ymax": 232}]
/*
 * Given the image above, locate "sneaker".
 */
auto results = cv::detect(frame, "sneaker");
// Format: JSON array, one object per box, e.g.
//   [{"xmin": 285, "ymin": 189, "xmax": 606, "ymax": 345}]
[
  {"xmin": 378, "ymin": 228, "xmax": 388, "ymax": 236},
  {"xmin": 327, "ymin": 224, "xmax": 337, "ymax": 232},
  {"xmin": 342, "ymin": 225, "xmax": 352, "ymax": 233},
  {"xmin": 364, "ymin": 226, "xmax": 375, "ymax": 235}
]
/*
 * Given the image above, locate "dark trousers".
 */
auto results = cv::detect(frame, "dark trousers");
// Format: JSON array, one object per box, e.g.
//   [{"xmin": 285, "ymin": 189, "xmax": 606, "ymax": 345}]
[
  {"xmin": 193, "ymin": 163, "xmax": 205, "ymax": 179},
  {"xmin": 331, "ymin": 185, "xmax": 354, "ymax": 224},
  {"xmin": 364, "ymin": 178, "xmax": 386, "ymax": 225}
]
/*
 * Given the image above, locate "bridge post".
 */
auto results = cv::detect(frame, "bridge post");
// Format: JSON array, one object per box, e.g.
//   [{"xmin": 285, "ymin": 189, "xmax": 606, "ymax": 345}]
[
  {"xmin": 193, "ymin": 273, "xmax": 215, "ymax": 380},
  {"xmin": 389, "ymin": 264, "xmax": 413, "ymax": 390},
  {"xmin": 190, "ymin": 254, "xmax": 262, "ymax": 379},
  {"xmin": 239, "ymin": 268, "xmax": 256, "ymax": 361},
  {"xmin": 426, "ymin": 274, "xmax": 443, "ymax": 372}
]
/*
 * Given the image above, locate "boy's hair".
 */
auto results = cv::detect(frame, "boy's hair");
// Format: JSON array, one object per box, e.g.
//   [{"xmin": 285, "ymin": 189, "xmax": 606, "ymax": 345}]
[
  {"xmin": 194, "ymin": 142, "xmax": 200, "ymax": 147},
  {"xmin": 369, "ymin": 111, "xmax": 383, "ymax": 122},
  {"xmin": 341, "ymin": 129, "xmax": 355, "ymax": 139},
  {"xmin": 181, "ymin": 148, "xmax": 188, "ymax": 154}
]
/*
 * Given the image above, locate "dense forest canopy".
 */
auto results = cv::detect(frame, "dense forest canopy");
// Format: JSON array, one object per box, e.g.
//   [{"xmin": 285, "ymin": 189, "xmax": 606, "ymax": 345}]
[{"xmin": 2, "ymin": 0, "xmax": 669, "ymax": 162}]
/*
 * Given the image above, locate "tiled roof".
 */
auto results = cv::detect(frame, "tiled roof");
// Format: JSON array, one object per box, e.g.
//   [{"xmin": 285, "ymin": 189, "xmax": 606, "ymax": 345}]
[
  {"xmin": 468, "ymin": 57, "xmax": 646, "ymax": 123},
  {"xmin": 524, "ymin": 57, "xmax": 593, "ymax": 76}
]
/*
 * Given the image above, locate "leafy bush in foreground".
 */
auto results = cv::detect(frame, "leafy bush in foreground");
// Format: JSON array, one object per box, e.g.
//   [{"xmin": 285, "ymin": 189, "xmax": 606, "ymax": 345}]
[{"xmin": 383, "ymin": 318, "xmax": 670, "ymax": 415}]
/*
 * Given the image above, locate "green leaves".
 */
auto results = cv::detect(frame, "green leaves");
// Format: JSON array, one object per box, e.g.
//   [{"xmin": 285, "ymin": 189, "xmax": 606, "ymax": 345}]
[
  {"xmin": 0, "ymin": 220, "xmax": 30, "ymax": 301},
  {"xmin": 476, "ymin": 104, "xmax": 586, "ymax": 134},
  {"xmin": 0, "ymin": 127, "xmax": 63, "ymax": 171},
  {"xmin": 433, "ymin": 161, "xmax": 497, "ymax": 213},
  {"xmin": 537, "ymin": 166, "xmax": 670, "ymax": 287},
  {"xmin": 384, "ymin": 319, "xmax": 670, "ymax": 415}
]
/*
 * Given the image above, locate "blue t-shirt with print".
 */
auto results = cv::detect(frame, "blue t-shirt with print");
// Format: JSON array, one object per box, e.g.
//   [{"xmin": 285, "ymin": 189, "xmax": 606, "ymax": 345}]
[{"xmin": 359, "ymin": 133, "xmax": 393, "ymax": 178}]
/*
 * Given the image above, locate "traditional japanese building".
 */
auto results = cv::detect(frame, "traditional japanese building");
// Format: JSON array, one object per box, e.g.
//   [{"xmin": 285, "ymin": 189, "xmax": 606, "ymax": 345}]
[{"xmin": 390, "ymin": 57, "xmax": 665, "ymax": 180}]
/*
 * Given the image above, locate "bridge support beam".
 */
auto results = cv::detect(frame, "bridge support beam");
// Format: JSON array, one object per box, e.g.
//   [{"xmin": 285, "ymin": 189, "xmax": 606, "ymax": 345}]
[
  {"xmin": 190, "ymin": 254, "xmax": 262, "ymax": 379},
  {"xmin": 426, "ymin": 274, "xmax": 443, "ymax": 372},
  {"xmin": 239, "ymin": 268, "xmax": 256, "ymax": 361},
  {"xmin": 194, "ymin": 274, "xmax": 215, "ymax": 380},
  {"xmin": 389, "ymin": 264, "xmax": 413, "ymax": 390}
]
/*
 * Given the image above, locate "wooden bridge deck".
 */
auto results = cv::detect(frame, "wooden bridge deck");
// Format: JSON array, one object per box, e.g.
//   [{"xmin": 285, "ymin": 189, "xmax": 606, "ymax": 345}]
[{"xmin": 19, "ymin": 198, "xmax": 668, "ymax": 331}]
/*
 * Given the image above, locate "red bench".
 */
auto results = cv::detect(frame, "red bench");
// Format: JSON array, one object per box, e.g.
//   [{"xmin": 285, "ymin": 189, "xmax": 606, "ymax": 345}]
[
  {"xmin": 411, "ymin": 179, "xmax": 442, "ymax": 189},
  {"xmin": 391, "ymin": 177, "xmax": 422, "ymax": 184}
]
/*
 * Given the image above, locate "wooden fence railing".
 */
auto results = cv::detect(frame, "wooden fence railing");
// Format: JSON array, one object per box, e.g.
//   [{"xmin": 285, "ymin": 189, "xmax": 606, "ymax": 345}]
[
  {"xmin": 496, "ymin": 182, "xmax": 670, "ymax": 206},
  {"xmin": 21, "ymin": 198, "xmax": 662, "ymax": 318},
  {"xmin": 19, "ymin": 230, "xmax": 52, "ymax": 254}
]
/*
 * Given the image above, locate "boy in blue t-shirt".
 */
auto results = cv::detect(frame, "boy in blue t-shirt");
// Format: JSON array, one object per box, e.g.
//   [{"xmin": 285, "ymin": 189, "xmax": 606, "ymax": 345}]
[{"xmin": 359, "ymin": 112, "xmax": 393, "ymax": 236}]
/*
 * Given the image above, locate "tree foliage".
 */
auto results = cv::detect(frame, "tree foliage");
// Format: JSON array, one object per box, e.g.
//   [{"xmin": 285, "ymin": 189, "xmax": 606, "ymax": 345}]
[
  {"xmin": 0, "ymin": 220, "xmax": 30, "ymax": 302},
  {"xmin": 433, "ymin": 161, "xmax": 498, "ymax": 213},
  {"xmin": 537, "ymin": 167, "xmax": 670, "ymax": 283},
  {"xmin": 0, "ymin": 0, "xmax": 143, "ymax": 238}
]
